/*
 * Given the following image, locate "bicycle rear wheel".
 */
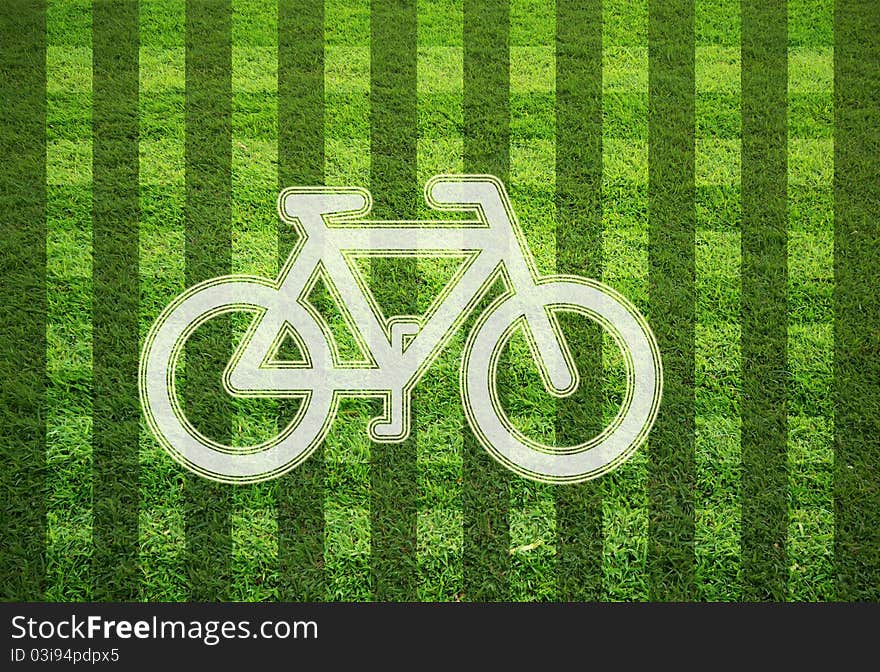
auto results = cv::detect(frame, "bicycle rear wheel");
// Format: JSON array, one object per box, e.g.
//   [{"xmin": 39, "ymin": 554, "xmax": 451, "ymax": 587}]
[{"xmin": 461, "ymin": 278, "xmax": 662, "ymax": 483}]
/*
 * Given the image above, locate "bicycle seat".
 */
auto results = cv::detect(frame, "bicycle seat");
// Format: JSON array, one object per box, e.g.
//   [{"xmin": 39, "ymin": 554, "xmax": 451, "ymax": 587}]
[{"xmin": 279, "ymin": 188, "xmax": 371, "ymax": 223}]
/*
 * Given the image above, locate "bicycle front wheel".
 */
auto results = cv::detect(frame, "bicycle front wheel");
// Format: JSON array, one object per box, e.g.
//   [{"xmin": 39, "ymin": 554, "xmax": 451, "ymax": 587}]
[{"xmin": 461, "ymin": 278, "xmax": 662, "ymax": 483}]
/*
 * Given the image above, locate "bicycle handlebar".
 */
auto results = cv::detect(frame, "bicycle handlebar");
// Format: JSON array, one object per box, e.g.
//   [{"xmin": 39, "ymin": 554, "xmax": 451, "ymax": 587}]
[{"xmin": 279, "ymin": 175, "xmax": 513, "ymax": 225}]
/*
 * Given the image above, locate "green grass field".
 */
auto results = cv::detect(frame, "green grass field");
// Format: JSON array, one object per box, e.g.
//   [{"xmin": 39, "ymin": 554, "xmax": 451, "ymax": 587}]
[{"xmin": 4, "ymin": 0, "xmax": 876, "ymax": 602}]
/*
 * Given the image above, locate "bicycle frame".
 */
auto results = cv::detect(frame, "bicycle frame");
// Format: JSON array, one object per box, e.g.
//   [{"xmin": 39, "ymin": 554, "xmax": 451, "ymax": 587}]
[
  {"xmin": 226, "ymin": 176, "xmax": 573, "ymax": 438},
  {"xmin": 140, "ymin": 173, "xmax": 661, "ymax": 483}
]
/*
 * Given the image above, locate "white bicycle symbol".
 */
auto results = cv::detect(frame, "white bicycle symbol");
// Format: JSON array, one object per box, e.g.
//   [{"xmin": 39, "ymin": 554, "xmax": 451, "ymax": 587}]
[{"xmin": 140, "ymin": 175, "xmax": 662, "ymax": 484}]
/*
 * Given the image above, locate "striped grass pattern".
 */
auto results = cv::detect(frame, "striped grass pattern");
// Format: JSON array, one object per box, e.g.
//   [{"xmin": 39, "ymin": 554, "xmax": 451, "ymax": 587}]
[{"xmin": 1, "ymin": 0, "xmax": 877, "ymax": 601}]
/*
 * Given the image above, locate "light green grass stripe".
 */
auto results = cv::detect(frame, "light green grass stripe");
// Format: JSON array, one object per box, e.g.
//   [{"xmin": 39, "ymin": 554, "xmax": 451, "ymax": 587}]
[
  {"xmin": 44, "ymin": 0, "xmax": 91, "ymax": 603},
  {"xmin": 789, "ymin": 229, "xmax": 833, "ymax": 324},
  {"xmin": 325, "ymin": 46, "xmax": 369, "ymax": 91},
  {"xmin": 789, "ymin": 322, "xmax": 833, "ymax": 418},
  {"xmin": 789, "ymin": 0, "xmax": 833, "ymax": 47},
  {"xmin": 418, "ymin": 93, "xmax": 463, "ymax": 140},
  {"xmin": 602, "ymin": 224, "xmax": 648, "ymax": 300},
  {"xmin": 326, "ymin": 138, "xmax": 370, "ymax": 185},
  {"xmin": 136, "ymin": 0, "xmax": 184, "ymax": 49},
  {"xmin": 510, "ymin": 47, "xmax": 554, "ymax": 93},
  {"xmin": 326, "ymin": 91, "xmax": 370, "ymax": 139},
  {"xmin": 324, "ymin": 415, "xmax": 371, "ymax": 600},
  {"xmin": 231, "ymin": 162, "xmax": 276, "ymax": 269},
  {"xmin": 137, "ymin": 0, "xmax": 186, "ymax": 602},
  {"xmin": 511, "ymin": 140, "xmax": 556, "ymax": 274},
  {"xmin": 232, "ymin": 92, "xmax": 279, "ymax": 140},
  {"xmin": 694, "ymin": 331, "xmax": 740, "ymax": 594},
  {"xmin": 414, "ymin": 354, "xmax": 464, "ymax": 601},
  {"xmin": 228, "ymin": 0, "xmax": 279, "ymax": 601},
  {"xmin": 324, "ymin": 503, "xmax": 371, "ymax": 600},
  {"xmin": 45, "ymin": 510, "xmax": 90, "ymax": 601},
  {"xmin": 45, "ymin": 229, "xmax": 93, "ymax": 599},
  {"xmin": 604, "ymin": 48, "xmax": 649, "ymax": 92},
  {"xmin": 696, "ymin": 0, "xmax": 739, "ymax": 46},
  {"xmin": 694, "ymin": 68, "xmax": 741, "ymax": 596},
  {"xmin": 326, "ymin": 0, "xmax": 369, "ymax": 46},
  {"xmin": 323, "ymin": 403, "xmax": 371, "ymax": 599},
  {"xmin": 787, "ymin": 45, "xmax": 834, "ymax": 601},
  {"xmin": 47, "ymin": 138, "xmax": 92, "ymax": 185},
  {"xmin": 789, "ymin": 139, "xmax": 833, "ymax": 186},
  {"xmin": 137, "ymin": 507, "xmax": 184, "ymax": 600},
  {"xmin": 417, "ymin": 0, "xmax": 461, "ymax": 46},
  {"xmin": 512, "ymin": 93, "xmax": 557, "ymax": 142},
  {"xmin": 322, "ymin": 0, "xmax": 371, "ymax": 601},
  {"xmin": 789, "ymin": 47, "xmax": 833, "ymax": 91},
  {"xmin": 696, "ymin": 138, "xmax": 740, "ymax": 185},
  {"xmin": 417, "ymin": 47, "xmax": 463, "ymax": 94},
  {"xmin": 45, "ymin": 92, "xmax": 90, "ymax": 141},
  {"xmin": 416, "ymin": 138, "xmax": 463, "ymax": 186},
  {"xmin": 511, "ymin": 0, "xmax": 554, "ymax": 46},
  {"xmin": 232, "ymin": 0, "xmax": 274, "ymax": 46},
  {"xmin": 600, "ymin": 0, "xmax": 650, "ymax": 602},
  {"xmin": 788, "ymin": 186, "xmax": 833, "ymax": 233},
  {"xmin": 603, "ymin": 139, "xmax": 647, "ymax": 186},
  {"xmin": 46, "ymin": 46, "xmax": 89, "ymax": 93},
  {"xmin": 606, "ymin": 1, "xmax": 647, "ymax": 48},
  {"xmin": 696, "ymin": 230, "xmax": 739, "ymax": 324},
  {"xmin": 415, "ymin": 0, "xmax": 464, "ymax": 599},
  {"xmin": 417, "ymin": 508, "xmax": 463, "ymax": 600},
  {"xmin": 788, "ymin": 414, "xmax": 834, "ymax": 600},
  {"xmin": 695, "ymin": 414, "xmax": 741, "ymax": 600},
  {"xmin": 786, "ymin": 0, "xmax": 834, "ymax": 597},
  {"xmin": 508, "ymin": 8, "xmax": 557, "ymax": 595},
  {"xmin": 509, "ymin": 495, "xmax": 556, "ymax": 601},
  {"xmin": 140, "ymin": 46, "xmax": 186, "ymax": 92},
  {"xmin": 230, "ymin": 508, "xmax": 279, "ymax": 601}
]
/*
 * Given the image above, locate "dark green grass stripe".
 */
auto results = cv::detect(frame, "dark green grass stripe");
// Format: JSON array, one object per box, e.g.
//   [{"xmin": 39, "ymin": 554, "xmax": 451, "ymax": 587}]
[
  {"xmin": 554, "ymin": 0, "xmax": 603, "ymax": 601},
  {"xmin": 833, "ymin": 0, "xmax": 880, "ymax": 600},
  {"xmin": 369, "ymin": 0, "xmax": 419, "ymax": 601},
  {"xmin": 740, "ymin": 0, "xmax": 788, "ymax": 601},
  {"xmin": 277, "ymin": 0, "xmax": 325, "ymax": 601},
  {"xmin": 647, "ymin": 0, "xmax": 696, "ymax": 600},
  {"xmin": 462, "ymin": 0, "xmax": 510, "ymax": 601},
  {"xmin": 91, "ymin": 0, "xmax": 140, "ymax": 601},
  {"xmin": 184, "ymin": 0, "xmax": 232, "ymax": 601},
  {"xmin": 0, "ymin": 0, "xmax": 46, "ymax": 601}
]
